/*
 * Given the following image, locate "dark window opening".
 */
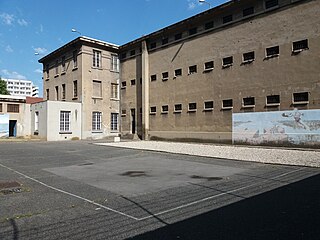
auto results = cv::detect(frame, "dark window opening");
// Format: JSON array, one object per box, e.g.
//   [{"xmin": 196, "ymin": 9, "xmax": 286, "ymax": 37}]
[
  {"xmin": 204, "ymin": 61, "xmax": 214, "ymax": 70},
  {"xmin": 266, "ymin": 46, "xmax": 279, "ymax": 57},
  {"xmin": 151, "ymin": 75, "xmax": 157, "ymax": 81},
  {"xmin": 243, "ymin": 51, "xmax": 255, "ymax": 62},
  {"xmin": 121, "ymin": 52, "xmax": 126, "ymax": 59},
  {"xmin": 175, "ymin": 69, "xmax": 182, "ymax": 77},
  {"xmin": 162, "ymin": 72, "xmax": 169, "ymax": 80},
  {"xmin": 162, "ymin": 38, "xmax": 168, "ymax": 45},
  {"xmin": 223, "ymin": 15, "xmax": 233, "ymax": 24},
  {"xmin": 293, "ymin": 39, "xmax": 308, "ymax": 52},
  {"xmin": 130, "ymin": 79, "xmax": 136, "ymax": 86},
  {"xmin": 174, "ymin": 104, "xmax": 182, "ymax": 112},
  {"xmin": 175, "ymin": 33, "xmax": 182, "ymax": 40},
  {"xmin": 265, "ymin": 0, "xmax": 278, "ymax": 9},
  {"xmin": 150, "ymin": 106, "xmax": 156, "ymax": 114},
  {"xmin": 121, "ymin": 81, "xmax": 127, "ymax": 88},
  {"xmin": 162, "ymin": 105, "xmax": 169, "ymax": 113},
  {"xmin": 205, "ymin": 21, "xmax": 214, "ymax": 30},
  {"xmin": 189, "ymin": 65, "xmax": 197, "ymax": 74},
  {"xmin": 130, "ymin": 50, "xmax": 136, "ymax": 56},
  {"xmin": 223, "ymin": 56, "xmax": 233, "ymax": 67},
  {"xmin": 267, "ymin": 95, "xmax": 280, "ymax": 105},
  {"xmin": 223, "ymin": 99, "xmax": 233, "ymax": 109},
  {"xmin": 243, "ymin": 7, "xmax": 254, "ymax": 17},
  {"xmin": 243, "ymin": 97, "xmax": 255, "ymax": 106},
  {"xmin": 188, "ymin": 102, "xmax": 197, "ymax": 111},
  {"xmin": 293, "ymin": 92, "xmax": 309, "ymax": 103},
  {"xmin": 189, "ymin": 27, "xmax": 197, "ymax": 36},
  {"xmin": 204, "ymin": 101, "xmax": 214, "ymax": 110},
  {"xmin": 150, "ymin": 42, "xmax": 156, "ymax": 49}
]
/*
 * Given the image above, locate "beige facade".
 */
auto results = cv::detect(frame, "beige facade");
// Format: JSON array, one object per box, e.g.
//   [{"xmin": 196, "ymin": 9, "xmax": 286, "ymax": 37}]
[
  {"xmin": 39, "ymin": 37, "xmax": 120, "ymax": 140},
  {"xmin": 119, "ymin": 0, "xmax": 320, "ymax": 145}
]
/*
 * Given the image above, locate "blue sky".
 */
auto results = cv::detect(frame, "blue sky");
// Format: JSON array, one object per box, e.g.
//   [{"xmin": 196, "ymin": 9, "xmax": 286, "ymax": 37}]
[{"xmin": 0, "ymin": 0, "xmax": 227, "ymax": 97}]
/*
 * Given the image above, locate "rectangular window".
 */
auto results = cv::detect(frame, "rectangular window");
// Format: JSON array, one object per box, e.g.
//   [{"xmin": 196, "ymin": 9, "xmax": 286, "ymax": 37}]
[
  {"xmin": 243, "ymin": 7, "xmax": 254, "ymax": 17},
  {"xmin": 111, "ymin": 113, "xmax": 119, "ymax": 131},
  {"xmin": 174, "ymin": 69, "xmax": 182, "ymax": 77},
  {"xmin": 223, "ymin": 15, "xmax": 233, "ymax": 24},
  {"xmin": 243, "ymin": 97, "xmax": 255, "ymax": 107},
  {"xmin": 188, "ymin": 102, "xmax": 197, "ymax": 112},
  {"xmin": 150, "ymin": 106, "xmax": 157, "ymax": 114},
  {"xmin": 121, "ymin": 52, "xmax": 126, "ymax": 59},
  {"xmin": 223, "ymin": 56, "xmax": 233, "ymax": 67},
  {"xmin": 55, "ymin": 60, "xmax": 59, "ymax": 75},
  {"xmin": 205, "ymin": 21, "xmax": 214, "ymax": 30},
  {"xmin": 162, "ymin": 38, "xmax": 168, "ymax": 45},
  {"xmin": 62, "ymin": 84, "xmax": 66, "ymax": 100},
  {"xmin": 266, "ymin": 95, "xmax": 280, "ymax": 106},
  {"xmin": 111, "ymin": 54, "xmax": 119, "ymax": 72},
  {"xmin": 175, "ymin": 33, "xmax": 182, "ymax": 41},
  {"xmin": 73, "ymin": 80, "xmax": 78, "ymax": 98},
  {"xmin": 92, "ymin": 80, "xmax": 102, "ymax": 98},
  {"xmin": 0, "ymin": 103, "xmax": 2, "ymax": 112},
  {"xmin": 189, "ymin": 27, "xmax": 197, "ymax": 36},
  {"xmin": 46, "ymin": 64, "xmax": 49, "ymax": 78},
  {"xmin": 189, "ymin": 65, "xmax": 197, "ymax": 74},
  {"xmin": 222, "ymin": 99, "xmax": 233, "ymax": 109},
  {"xmin": 60, "ymin": 111, "xmax": 71, "ymax": 132},
  {"xmin": 111, "ymin": 83, "xmax": 119, "ymax": 99},
  {"xmin": 161, "ymin": 105, "xmax": 169, "ymax": 114},
  {"xmin": 265, "ymin": 0, "xmax": 278, "ymax": 9},
  {"xmin": 61, "ymin": 56, "xmax": 66, "ymax": 72},
  {"xmin": 55, "ymin": 86, "xmax": 59, "ymax": 100},
  {"xmin": 121, "ymin": 109, "xmax": 126, "ymax": 117},
  {"xmin": 35, "ymin": 111, "xmax": 39, "ymax": 131},
  {"xmin": 243, "ymin": 51, "xmax": 255, "ymax": 62},
  {"xmin": 266, "ymin": 46, "xmax": 279, "ymax": 58},
  {"xmin": 162, "ymin": 72, "xmax": 169, "ymax": 81},
  {"xmin": 293, "ymin": 92, "xmax": 309, "ymax": 104},
  {"xmin": 131, "ymin": 79, "xmax": 136, "ymax": 86},
  {"xmin": 292, "ymin": 39, "xmax": 308, "ymax": 52},
  {"xmin": 93, "ymin": 50, "xmax": 101, "ymax": 68},
  {"xmin": 151, "ymin": 74, "xmax": 157, "ymax": 81},
  {"xmin": 150, "ymin": 42, "xmax": 156, "ymax": 49},
  {"xmin": 174, "ymin": 104, "xmax": 182, "ymax": 113},
  {"xmin": 121, "ymin": 81, "xmax": 127, "ymax": 88},
  {"xmin": 73, "ymin": 50, "xmax": 78, "ymax": 68},
  {"xmin": 204, "ymin": 101, "xmax": 214, "ymax": 110},
  {"xmin": 46, "ymin": 89, "xmax": 49, "ymax": 100},
  {"xmin": 204, "ymin": 61, "xmax": 214, "ymax": 71},
  {"xmin": 92, "ymin": 112, "xmax": 102, "ymax": 131},
  {"xmin": 130, "ymin": 50, "xmax": 136, "ymax": 56}
]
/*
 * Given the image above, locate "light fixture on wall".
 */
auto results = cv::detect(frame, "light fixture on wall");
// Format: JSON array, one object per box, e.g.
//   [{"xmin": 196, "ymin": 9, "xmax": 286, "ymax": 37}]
[
  {"xmin": 199, "ymin": 0, "xmax": 212, "ymax": 8},
  {"xmin": 71, "ymin": 28, "xmax": 82, "ymax": 36}
]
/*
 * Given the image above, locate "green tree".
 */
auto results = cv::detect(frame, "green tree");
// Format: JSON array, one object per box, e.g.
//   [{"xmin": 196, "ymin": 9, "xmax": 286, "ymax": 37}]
[{"xmin": 0, "ymin": 77, "xmax": 10, "ymax": 95}]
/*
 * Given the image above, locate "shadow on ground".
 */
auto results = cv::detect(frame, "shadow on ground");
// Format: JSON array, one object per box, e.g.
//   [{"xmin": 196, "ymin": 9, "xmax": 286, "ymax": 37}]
[{"xmin": 128, "ymin": 174, "xmax": 320, "ymax": 240}]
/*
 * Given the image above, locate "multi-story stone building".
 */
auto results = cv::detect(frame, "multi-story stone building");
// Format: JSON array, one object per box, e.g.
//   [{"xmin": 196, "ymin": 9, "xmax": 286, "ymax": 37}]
[
  {"xmin": 119, "ymin": 0, "xmax": 320, "ymax": 146},
  {"xmin": 38, "ymin": 36, "xmax": 120, "ymax": 140},
  {"xmin": 3, "ymin": 79, "xmax": 39, "ymax": 97}
]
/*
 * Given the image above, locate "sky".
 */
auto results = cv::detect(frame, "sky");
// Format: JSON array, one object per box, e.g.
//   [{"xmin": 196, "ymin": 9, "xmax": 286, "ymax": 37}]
[{"xmin": 0, "ymin": 0, "xmax": 227, "ymax": 97}]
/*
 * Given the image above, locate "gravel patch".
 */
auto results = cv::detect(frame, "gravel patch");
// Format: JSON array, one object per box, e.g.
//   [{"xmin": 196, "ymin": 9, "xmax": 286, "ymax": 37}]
[{"xmin": 96, "ymin": 141, "xmax": 320, "ymax": 168}]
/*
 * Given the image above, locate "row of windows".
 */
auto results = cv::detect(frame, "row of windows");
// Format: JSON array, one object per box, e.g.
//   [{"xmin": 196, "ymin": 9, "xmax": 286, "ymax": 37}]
[
  {"xmin": 6, "ymin": 82, "xmax": 31, "ymax": 86},
  {"xmin": 145, "ymin": 92, "xmax": 309, "ymax": 114},
  {"xmin": 46, "ymin": 80, "xmax": 78, "ymax": 100},
  {"xmin": 0, "ymin": 103, "xmax": 20, "ymax": 113},
  {"xmin": 120, "ymin": 39, "xmax": 309, "ymax": 87},
  {"xmin": 92, "ymin": 112, "xmax": 119, "ymax": 132},
  {"xmin": 120, "ymin": 0, "xmax": 280, "ymax": 59}
]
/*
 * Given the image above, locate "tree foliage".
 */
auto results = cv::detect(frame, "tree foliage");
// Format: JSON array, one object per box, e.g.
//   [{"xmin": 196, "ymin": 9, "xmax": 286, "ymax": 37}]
[{"xmin": 0, "ymin": 77, "xmax": 10, "ymax": 95}]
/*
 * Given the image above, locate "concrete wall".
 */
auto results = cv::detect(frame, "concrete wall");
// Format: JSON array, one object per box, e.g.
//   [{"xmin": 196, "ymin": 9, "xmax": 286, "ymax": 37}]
[{"xmin": 30, "ymin": 101, "xmax": 47, "ymax": 139}]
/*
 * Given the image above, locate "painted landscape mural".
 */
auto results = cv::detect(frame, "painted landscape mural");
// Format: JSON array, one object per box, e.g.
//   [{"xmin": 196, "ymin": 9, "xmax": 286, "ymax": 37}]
[
  {"xmin": 0, "ymin": 114, "xmax": 9, "ymax": 138},
  {"xmin": 233, "ymin": 109, "xmax": 320, "ymax": 146}
]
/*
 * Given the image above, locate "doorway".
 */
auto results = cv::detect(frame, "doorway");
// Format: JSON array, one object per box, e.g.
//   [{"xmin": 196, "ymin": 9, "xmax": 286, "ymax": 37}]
[
  {"xmin": 131, "ymin": 109, "xmax": 136, "ymax": 134},
  {"xmin": 9, "ymin": 120, "xmax": 17, "ymax": 137}
]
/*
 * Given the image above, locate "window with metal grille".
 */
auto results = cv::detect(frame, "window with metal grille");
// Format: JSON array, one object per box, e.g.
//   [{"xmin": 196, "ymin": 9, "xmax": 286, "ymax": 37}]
[
  {"xmin": 188, "ymin": 102, "xmax": 197, "ymax": 111},
  {"xmin": 93, "ymin": 50, "xmax": 101, "ymax": 68},
  {"xmin": 293, "ymin": 39, "xmax": 308, "ymax": 52},
  {"xmin": 204, "ymin": 61, "xmax": 214, "ymax": 71},
  {"xmin": 131, "ymin": 79, "xmax": 136, "ymax": 86},
  {"xmin": 189, "ymin": 65, "xmax": 197, "ymax": 74},
  {"xmin": 162, "ymin": 72, "xmax": 169, "ymax": 80},
  {"xmin": 243, "ymin": 7, "xmax": 254, "ymax": 17},
  {"xmin": 150, "ymin": 106, "xmax": 157, "ymax": 114},
  {"xmin": 204, "ymin": 101, "xmax": 214, "ymax": 110},
  {"xmin": 121, "ymin": 81, "xmax": 127, "ymax": 88},
  {"xmin": 243, "ymin": 97, "xmax": 255, "ymax": 107},
  {"xmin": 162, "ymin": 105, "xmax": 169, "ymax": 113},
  {"xmin": 174, "ymin": 104, "xmax": 182, "ymax": 112},
  {"xmin": 111, "ymin": 113, "xmax": 119, "ymax": 131},
  {"xmin": 266, "ymin": 46, "xmax": 279, "ymax": 57},
  {"xmin": 243, "ymin": 51, "xmax": 255, "ymax": 62},
  {"xmin": 174, "ymin": 69, "xmax": 182, "ymax": 77},
  {"xmin": 265, "ymin": 0, "xmax": 278, "ymax": 9},
  {"xmin": 92, "ymin": 112, "xmax": 102, "ymax": 131},
  {"xmin": 222, "ymin": 99, "xmax": 233, "ymax": 109},
  {"xmin": 205, "ymin": 21, "xmax": 214, "ymax": 30},
  {"xmin": 223, "ymin": 56, "xmax": 233, "ymax": 67},
  {"xmin": 293, "ymin": 92, "xmax": 309, "ymax": 104},
  {"xmin": 266, "ymin": 95, "xmax": 280, "ymax": 105},
  {"xmin": 151, "ymin": 74, "xmax": 157, "ymax": 81},
  {"xmin": 223, "ymin": 15, "xmax": 233, "ymax": 24},
  {"xmin": 60, "ymin": 111, "xmax": 71, "ymax": 132}
]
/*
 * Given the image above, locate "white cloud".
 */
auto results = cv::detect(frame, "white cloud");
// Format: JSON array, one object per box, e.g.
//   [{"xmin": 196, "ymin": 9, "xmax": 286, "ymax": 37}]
[
  {"xmin": 33, "ymin": 47, "xmax": 48, "ymax": 55},
  {"xmin": 17, "ymin": 18, "xmax": 28, "ymax": 26},
  {"xmin": 34, "ymin": 69, "xmax": 42, "ymax": 74},
  {"xmin": 1, "ymin": 69, "xmax": 27, "ymax": 80},
  {"xmin": 188, "ymin": 1, "xmax": 196, "ymax": 10},
  {"xmin": 0, "ymin": 13, "xmax": 15, "ymax": 25},
  {"xmin": 5, "ymin": 45, "xmax": 13, "ymax": 53}
]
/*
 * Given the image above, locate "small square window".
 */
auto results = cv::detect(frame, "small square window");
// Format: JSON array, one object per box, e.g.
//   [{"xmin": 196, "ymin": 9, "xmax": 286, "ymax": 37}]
[
  {"xmin": 162, "ymin": 105, "xmax": 169, "ymax": 113},
  {"xmin": 189, "ymin": 65, "xmax": 197, "ymax": 74},
  {"xmin": 243, "ymin": 7, "xmax": 254, "ymax": 17},
  {"xmin": 222, "ymin": 56, "xmax": 233, "ymax": 67},
  {"xmin": 204, "ymin": 61, "xmax": 214, "ymax": 71},
  {"xmin": 121, "ymin": 52, "xmax": 127, "ymax": 59},
  {"xmin": 150, "ymin": 42, "xmax": 157, "ymax": 49},
  {"xmin": 265, "ymin": 0, "xmax": 278, "ymax": 9},
  {"xmin": 162, "ymin": 72, "xmax": 169, "ymax": 81},
  {"xmin": 121, "ymin": 81, "xmax": 127, "ymax": 88},
  {"xmin": 188, "ymin": 102, "xmax": 197, "ymax": 112},
  {"xmin": 205, "ymin": 21, "xmax": 214, "ymax": 30},
  {"xmin": 150, "ymin": 106, "xmax": 157, "ymax": 114},
  {"xmin": 189, "ymin": 27, "xmax": 197, "ymax": 36},
  {"xmin": 266, "ymin": 46, "xmax": 279, "ymax": 58},
  {"xmin": 131, "ymin": 79, "xmax": 136, "ymax": 86},
  {"xmin": 204, "ymin": 101, "xmax": 214, "ymax": 110},
  {"xmin": 243, "ymin": 97, "xmax": 255, "ymax": 107},
  {"xmin": 266, "ymin": 95, "xmax": 280, "ymax": 106},
  {"xmin": 293, "ymin": 92, "xmax": 309, "ymax": 104},
  {"xmin": 121, "ymin": 109, "xmax": 127, "ymax": 116},
  {"xmin": 292, "ymin": 39, "xmax": 308, "ymax": 53},
  {"xmin": 243, "ymin": 51, "xmax": 255, "ymax": 63},
  {"xmin": 223, "ymin": 15, "xmax": 233, "ymax": 24},
  {"xmin": 174, "ymin": 104, "xmax": 182, "ymax": 113},
  {"xmin": 175, "ymin": 33, "xmax": 182, "ymax": 41},
  {"xmin": 222, "ymin": 99, "xmax": 233, "ymax": 109},
  {"xmin": 162, "ymin": 38, "xmax": 168, "ymax": 45},
  {"xmin": 151, "ymin": 74, "xmax": 157, "ymax": 81},
  {"xmin": 130, "ymin": 50, "xmax": 136, "ymax": 56},
  {"xmin": 174, "ymin": 69, "xmax": 182, "ymax": 77}
]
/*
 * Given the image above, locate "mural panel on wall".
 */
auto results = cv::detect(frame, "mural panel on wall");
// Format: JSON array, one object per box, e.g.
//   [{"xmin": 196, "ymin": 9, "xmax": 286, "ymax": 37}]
[
  {"xmin": 233, "ymin": 109, "xmax": 320, "ymax": 146},
  {"xmin": 0, "ymin": 114, "xmax": 9, "ymax": 138}
]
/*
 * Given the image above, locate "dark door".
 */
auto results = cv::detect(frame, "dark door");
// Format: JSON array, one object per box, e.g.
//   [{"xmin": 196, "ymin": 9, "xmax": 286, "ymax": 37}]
[
  {"xmin": 9, "ymin": 120, "xmax": 17, "ymax": 137},
  {"xmin": 131, "ymin": 109, "xmax": 136, "ymax": 134}
]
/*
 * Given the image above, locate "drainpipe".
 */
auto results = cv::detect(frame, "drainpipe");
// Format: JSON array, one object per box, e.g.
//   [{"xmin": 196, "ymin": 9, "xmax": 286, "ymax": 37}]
[{"xmin": 141, "ymin": 40, "xmax": 150, "ymax": 140}]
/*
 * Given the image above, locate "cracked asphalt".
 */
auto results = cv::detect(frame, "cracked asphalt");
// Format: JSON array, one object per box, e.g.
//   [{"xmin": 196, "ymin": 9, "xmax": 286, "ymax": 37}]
[{"xmin": 0, "ymin": 141, "xmax": 319, "ymax": 240}]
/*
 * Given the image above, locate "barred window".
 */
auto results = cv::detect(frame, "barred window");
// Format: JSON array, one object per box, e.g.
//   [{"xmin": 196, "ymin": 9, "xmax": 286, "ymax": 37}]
[
  {"xmin": 93, "ymin": 50, "xmax": 101, "ymax": 68},
  {"xmin": 60, "ymin": 111, "xmax": 71, "ymax": 132},
  {"xmin": 92, "ymin": 112, "xmax": 102, "ymax": 131},
  {"xmin": 7, "ymin": 104, "xmax": 19, "ymax": 113},
  {"xmin": 111, "ymin": 113, "xmax": 119, "ymax": 131}
]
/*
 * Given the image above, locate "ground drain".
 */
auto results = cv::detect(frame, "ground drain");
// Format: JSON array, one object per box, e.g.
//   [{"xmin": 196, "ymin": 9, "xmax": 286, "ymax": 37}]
[
  {"xmin": 78, "ymin": 162, "xmax": 94, "ymax": 166},
  {"xmin": 190, "ymin": 175, "xmax": 223, "ymax": 181},
  {"xmin": 120, "ymin": 171, "xmax": 148, "ymax": 177},
  {"xmin": 0, "ymin": 181, "xmax": 22, "ymax": 195}
]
